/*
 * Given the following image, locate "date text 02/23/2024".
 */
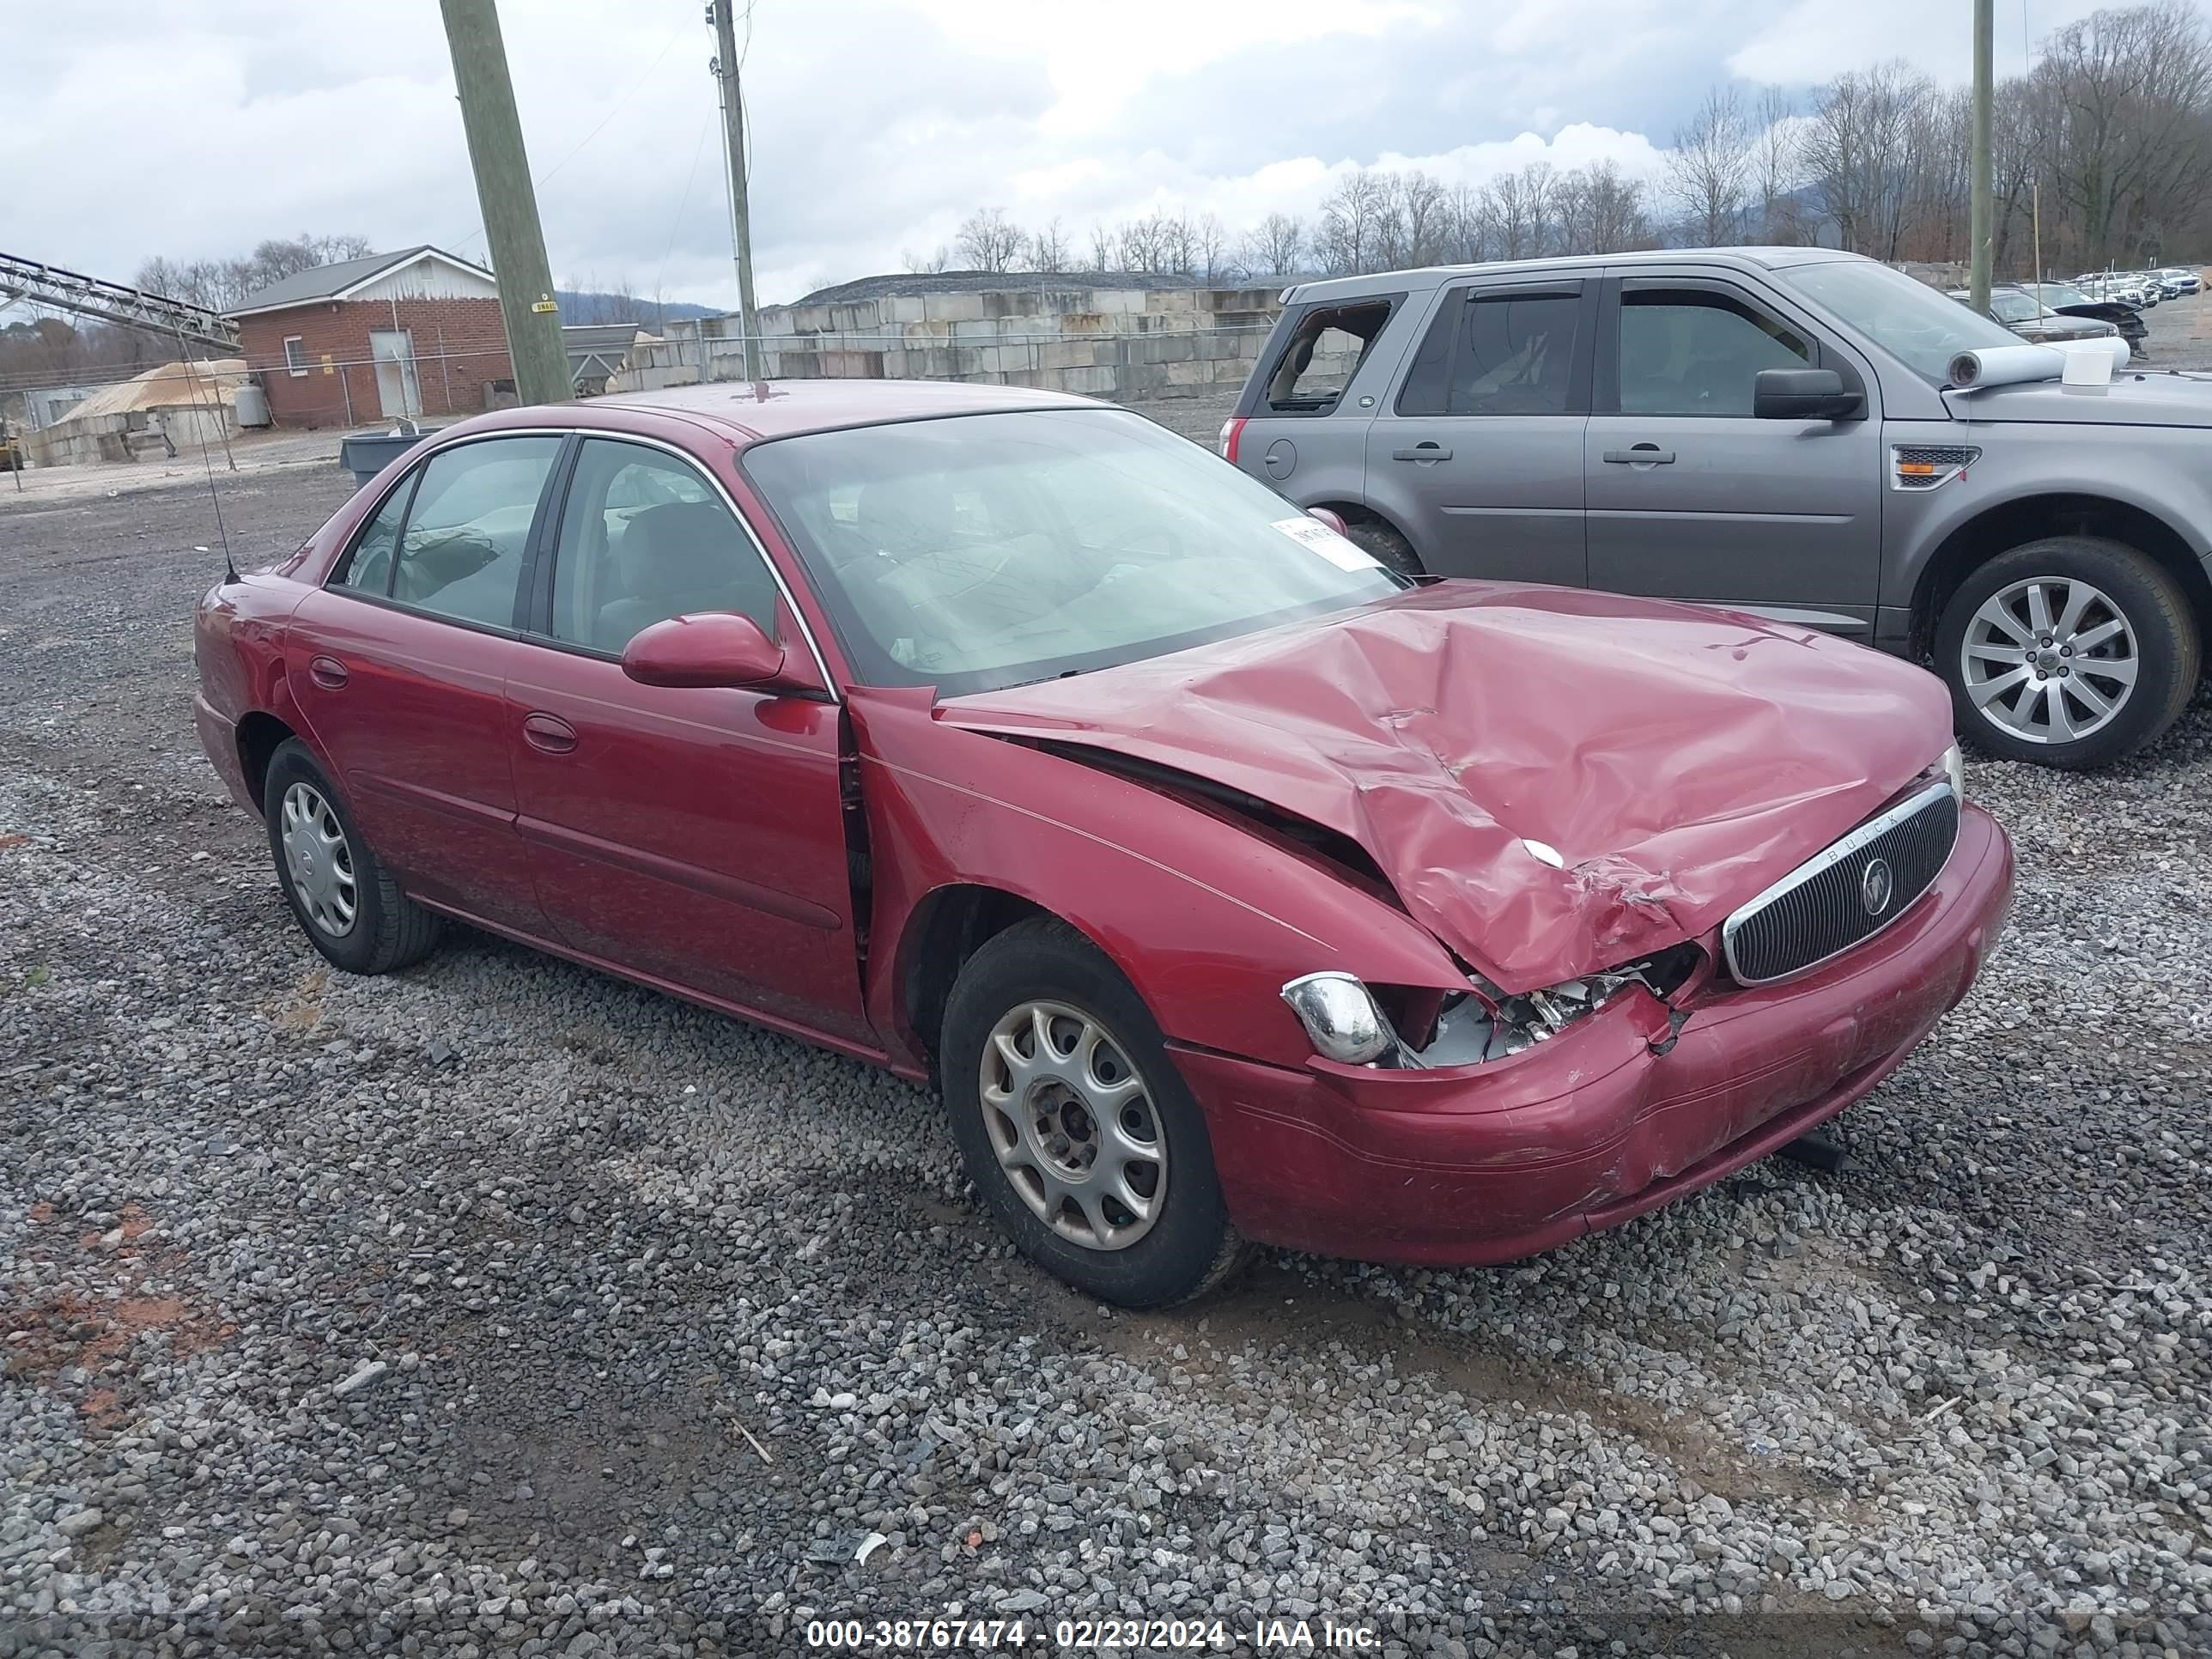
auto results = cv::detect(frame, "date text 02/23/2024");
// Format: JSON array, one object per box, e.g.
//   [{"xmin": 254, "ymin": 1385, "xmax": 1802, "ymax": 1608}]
[{"xmin": 803, "ymin": 1617, "xmax": 1382, "ymax": 1650}]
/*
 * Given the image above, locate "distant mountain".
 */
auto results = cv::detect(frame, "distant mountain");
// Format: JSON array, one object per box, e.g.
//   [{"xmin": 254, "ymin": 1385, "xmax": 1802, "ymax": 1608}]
[{"xmin": 554, "ymin": 289, "xmax": 719, "ymax": 326}]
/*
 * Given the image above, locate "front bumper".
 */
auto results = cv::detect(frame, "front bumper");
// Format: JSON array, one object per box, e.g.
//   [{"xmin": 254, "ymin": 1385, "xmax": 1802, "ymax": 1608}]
[{"xmin": 1176, "ymin": 802, "xmax": 2013, "ymax": 1267}]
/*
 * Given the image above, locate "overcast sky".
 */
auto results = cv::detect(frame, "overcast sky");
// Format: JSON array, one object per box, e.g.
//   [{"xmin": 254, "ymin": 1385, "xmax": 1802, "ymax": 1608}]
[{"xmin": 3, "ymin": 0, "xmax": 2154, "ymax": 311}]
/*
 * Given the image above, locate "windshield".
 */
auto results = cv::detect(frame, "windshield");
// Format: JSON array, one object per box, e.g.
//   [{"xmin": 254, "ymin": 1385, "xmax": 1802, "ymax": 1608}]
[
  {"xmin": 742, "ymin": 407, "xmax": 1407, "ymax": 696},
  {"xmin": 1983, "ymin": 289, "xmax": 2043, "ymax": 324},
  {"xmin": 1781, "ymin": 258, "xmax": 2019, "ymax": 380},
  {"xmin": 2028, "ymin": 283, "xmax": 2094, "ymax": 308}
]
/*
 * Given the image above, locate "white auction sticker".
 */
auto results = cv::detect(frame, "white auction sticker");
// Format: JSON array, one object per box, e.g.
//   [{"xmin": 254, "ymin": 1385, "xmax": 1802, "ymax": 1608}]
[{"xmin": 1272, "ymin": 515, "xmax": 1382, "ymax": 572}]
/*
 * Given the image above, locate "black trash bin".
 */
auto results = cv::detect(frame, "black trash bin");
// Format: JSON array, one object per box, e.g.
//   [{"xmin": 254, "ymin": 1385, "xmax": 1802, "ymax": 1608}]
[{"xmin": 337, "ymin": 427, "xmax": 439, "ymax": 486}]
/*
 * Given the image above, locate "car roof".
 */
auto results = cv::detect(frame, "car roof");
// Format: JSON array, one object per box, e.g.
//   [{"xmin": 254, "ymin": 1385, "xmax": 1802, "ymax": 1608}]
[
  {"xmin": 1282, "ymin": 245, "xmax": 1867, "ymax": 305},
  {"xmin": 577, "ymin": 377, "xmax": 1099, "ymax": 444}
]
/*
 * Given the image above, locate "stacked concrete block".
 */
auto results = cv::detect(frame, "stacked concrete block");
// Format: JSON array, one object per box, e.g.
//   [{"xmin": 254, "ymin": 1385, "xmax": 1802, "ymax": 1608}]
[{"xmin": 696, "ymin": 281, "xmax": 1291, "ymax": 401}]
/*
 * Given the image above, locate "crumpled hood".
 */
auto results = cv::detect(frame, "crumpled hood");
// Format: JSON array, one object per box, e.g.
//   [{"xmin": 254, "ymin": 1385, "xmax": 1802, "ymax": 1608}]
[{"xmin": 938, "ymin": 583, "xmax": 1953, "ymax": 991}]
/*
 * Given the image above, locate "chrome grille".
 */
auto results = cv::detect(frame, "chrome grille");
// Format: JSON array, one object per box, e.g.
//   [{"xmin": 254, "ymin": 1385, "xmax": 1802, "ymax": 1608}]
[{"xmin": 1723, "ymin": 782, "xmax": 1959, "ymax": 985}]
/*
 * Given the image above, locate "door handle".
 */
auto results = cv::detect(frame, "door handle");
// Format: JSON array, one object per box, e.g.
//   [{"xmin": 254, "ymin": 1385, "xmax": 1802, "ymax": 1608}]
[
  {"xmin": 1392, "ymin": 444, "xmax": 1453, "ymax": 462},
  {"xmin": 1602, "ymin": 446, "xmax": 1675, "ymax": 465},
  {"xmin": 307, "ymin": 655, "xmax": 349, "ymax": 690},
  {"xmin": 521, "ymin": 712, "xmax": 578, "ymax": 755}
]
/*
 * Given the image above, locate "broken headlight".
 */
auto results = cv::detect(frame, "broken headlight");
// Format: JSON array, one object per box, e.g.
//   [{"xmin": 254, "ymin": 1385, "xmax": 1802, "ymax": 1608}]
[{"xmin": 1416, "ymin": 944, "xmax": 1705, "ymax": 1067}]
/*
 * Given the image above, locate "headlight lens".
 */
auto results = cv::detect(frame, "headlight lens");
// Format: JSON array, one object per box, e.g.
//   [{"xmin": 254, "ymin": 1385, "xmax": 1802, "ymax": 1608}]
[
  {"xmin": 1940, "ymin": 742, "xmax": 1966, "ymax": 804},
  {"xmin": 1280, "ymin": 972, "xmax": 1395, "ymax": 1064}
]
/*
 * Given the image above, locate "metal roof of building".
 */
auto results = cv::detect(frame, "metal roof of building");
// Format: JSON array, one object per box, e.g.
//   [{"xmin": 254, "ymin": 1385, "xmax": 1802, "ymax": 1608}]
[{"xmin": 225, "ymin": 246, "xmax": 495, "ymax": 318}]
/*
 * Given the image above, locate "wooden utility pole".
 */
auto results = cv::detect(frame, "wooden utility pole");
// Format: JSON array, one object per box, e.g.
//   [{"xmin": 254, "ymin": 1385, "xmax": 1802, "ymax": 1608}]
[
  {"xmin": 710, "ymin": 0, "xmax": 764, "ymax": 381},
  {"xmin": 1969, "ymin": 0, "xmax": 1994, "ymax": 312},
  {"xmin": 440, "ymin": 0, "xmax": 570, "ymax": 408}
]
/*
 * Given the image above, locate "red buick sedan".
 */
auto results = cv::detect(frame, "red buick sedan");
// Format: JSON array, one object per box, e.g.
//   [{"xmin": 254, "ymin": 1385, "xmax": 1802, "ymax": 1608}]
[{"xmin": 194, "ymin": 380, "xmax": 2013, "ymax": 1306}]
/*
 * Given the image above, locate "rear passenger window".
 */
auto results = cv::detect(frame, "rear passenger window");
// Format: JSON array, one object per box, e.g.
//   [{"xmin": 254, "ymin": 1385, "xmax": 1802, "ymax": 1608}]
[
  {"xmin": 1451, "ymin": 293, "xmax": 1581, "ymax": 415},
  {"xmin": 1261, "ymin": 299, "xmax": 1398, "ymax": 413},
  {"xmin": 387, "ymin": 437, "xmax": 561, "ymax": 629},
  {"xmin": 334, "ymin": 477, "xmax": 415, "ymax": 595},
  {"xmin": 1617, "ymin": 289, "xmax": 1812, "ymax": 416}
]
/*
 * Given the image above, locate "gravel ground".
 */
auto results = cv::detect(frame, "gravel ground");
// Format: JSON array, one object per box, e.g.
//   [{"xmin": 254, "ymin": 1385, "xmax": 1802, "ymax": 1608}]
[
  {"xmin": 2137, "ymin": 289, "xmax": 2212, "ymax": 368},
  {"xmin": 2, "ymin": 425, "xmax": 2209, "ymax": 1659}
]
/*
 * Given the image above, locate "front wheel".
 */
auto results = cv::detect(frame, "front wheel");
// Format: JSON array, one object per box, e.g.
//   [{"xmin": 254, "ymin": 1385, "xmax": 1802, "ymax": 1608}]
[
  {"xmin": 939, "ymin": 919, "xmax": 1248, "ymax": 1307},
  {"xmin": 1936, "ymin": 536, "xmax": 2198, "ymax": 769}
]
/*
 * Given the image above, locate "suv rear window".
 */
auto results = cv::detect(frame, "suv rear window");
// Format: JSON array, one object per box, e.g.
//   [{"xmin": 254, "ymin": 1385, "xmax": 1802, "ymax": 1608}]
[{"xmin": 1260, "ymin": 299, "xmax": 1398, "ymax": 413}]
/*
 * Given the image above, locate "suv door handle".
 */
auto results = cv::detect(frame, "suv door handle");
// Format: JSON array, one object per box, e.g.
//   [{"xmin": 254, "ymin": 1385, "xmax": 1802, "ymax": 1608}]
[
  {"xmin": 521, "ymin": 712, "xmax": 578, "ymax": 755},
  {"xmin": 1602, "ymin": 446, "xmax": 1675, "ymax": 465},
  {"xmin": 307, "ymin": 655, "xmax": 349, "ymax": 690},
  {"xmin": 1392, "ymin": 444, "xmax": 1453, "ymax": 462}
]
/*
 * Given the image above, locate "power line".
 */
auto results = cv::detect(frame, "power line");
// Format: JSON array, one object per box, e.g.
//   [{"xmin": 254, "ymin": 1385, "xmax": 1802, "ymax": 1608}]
[
  {"xmin": 655, "ymin": 112, "xmax": 714, "ymax": 307},
  {"xmin": 444, "ymin": 12, "xmax": 693, "ymax": 256}
]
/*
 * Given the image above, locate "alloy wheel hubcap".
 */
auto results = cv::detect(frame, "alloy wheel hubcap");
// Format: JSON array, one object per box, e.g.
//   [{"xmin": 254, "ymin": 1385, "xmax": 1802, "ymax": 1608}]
[
  {"xmin": 979, "ymin": 1000, "xmax": 1165, "ymax": 1252},
  {"xmin": 1960, "ymin": 576, "xmax": 2138, "ymax": 744},
  {"xmin": 280, "ymin": 782, "xmax": 358, "ymax": 938}
]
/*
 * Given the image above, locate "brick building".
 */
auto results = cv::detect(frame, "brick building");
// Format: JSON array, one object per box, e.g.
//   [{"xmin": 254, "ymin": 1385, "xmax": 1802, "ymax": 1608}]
[{"xmin": 226, "ymin": 246, "xmax": 514, "ymax": 428}]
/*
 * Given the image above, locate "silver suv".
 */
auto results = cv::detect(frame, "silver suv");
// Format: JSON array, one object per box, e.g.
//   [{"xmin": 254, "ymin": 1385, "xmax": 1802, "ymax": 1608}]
[{"xmin": 1223, "ymin": 248, "xmax": 2209, "ymax": 769}]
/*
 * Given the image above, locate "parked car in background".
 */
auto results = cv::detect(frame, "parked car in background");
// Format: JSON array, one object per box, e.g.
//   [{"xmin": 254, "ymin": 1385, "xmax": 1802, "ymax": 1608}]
[
  {"xmin": 192, "ymin": 380, "xmax": 2014, "ymax": 1306},
  {"xmin": 2157, "ymin": 267, "xmax": 2203, "ymax": 295},
  {"xmin": 1224, "ymin": 247, "xmax": 2210, "ymax": 769},
  {"xmin": 1947, "ymin": 285, "xmax": 2124, "ymax": 351},
  {"xmin": 2016, "ymin": 282, "xmax": 2148, "ymax": 358}
]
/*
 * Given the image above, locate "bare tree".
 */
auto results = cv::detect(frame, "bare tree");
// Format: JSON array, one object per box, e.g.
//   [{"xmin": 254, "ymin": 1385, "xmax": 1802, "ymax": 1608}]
[
  {"xmin": 1085, "ymin": 224, "xmax": 1116, "ymax": 272},
  {"xmin": 901, "ymin": 245, "xmax": 951, "ymax": 274},
  {"xmin": 1667, "ymin": 86, "xmax": 1751, "ymax": 246},
  {"xmin": 1750, "ymin": 88, "xmax": 1806, "ymax": 242},
  {"xmin": 1553, "ymin": 160, "xmax": 1650, "ymax": 254},
  {"xmin": 2036, "ymin": 0, "xmax": 2212, "ymax": 267},
  {"xmin": 1191, "ymin": 212, "xmax": 1230, "ymax": 281},
  {"xmin": 1024, "ymin": 218, "xmax": 1071, "ymax": 271},
  {"xmin": 1316, "ymin": 170, "xmax": 1389, "ymax": 273},
  {"xmin": 1477, "ymin": 164, "xmax": 1554, "ymax": 261},
  {"xmin": 1240, "ymin": 212, "xmax": 1306, "ymax": 278},
  {"xmin": 133, "ymin": 232, "xmax": 377, "ymax": 311},
  {"xmin": 954, "ymin": 207, "xmax": 1024, "ymax": 273}
]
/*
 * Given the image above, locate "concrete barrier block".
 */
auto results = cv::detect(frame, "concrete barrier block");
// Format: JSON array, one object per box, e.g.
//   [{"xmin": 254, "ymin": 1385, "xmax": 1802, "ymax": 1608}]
[
  {"xmin": 924, "ymin": 292, "xmax": 988, "ymax": 322},
  {"xmin": 1165, "ymin": 358, "xmax": 1209, "ymax": 386},
  {"xmin": 1060, "ymin": 365, "xmax": 1120, "ymax": 395}
]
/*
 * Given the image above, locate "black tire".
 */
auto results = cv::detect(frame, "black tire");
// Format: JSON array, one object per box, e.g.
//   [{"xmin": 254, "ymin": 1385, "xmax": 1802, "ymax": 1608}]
[
  {"xmin": 1340, "ymin": 515, "xmax": 1424, "ymax": 578},
  {"xmin": 1935, "ymin": 536, "xmax": 2198, "ymax": 770},
  {"xmin": 939, "ymin": 918, "xmax": 1249, "ymax": 1308},
  {"xmin": 263, "ymin": 738, "xmax": 443, "ymax": 975}
]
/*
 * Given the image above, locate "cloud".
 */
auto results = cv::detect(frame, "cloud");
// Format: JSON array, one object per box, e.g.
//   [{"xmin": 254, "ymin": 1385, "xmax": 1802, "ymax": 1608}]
[{"xmin": 3, "ymin": 0, "xmax": 2202, "ymax": 313}]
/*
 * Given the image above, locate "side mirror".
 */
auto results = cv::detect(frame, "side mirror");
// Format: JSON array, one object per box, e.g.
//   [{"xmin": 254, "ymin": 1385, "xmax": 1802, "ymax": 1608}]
[
  {"xmin": 620, "ymin": 611, "xmax": 786, "ymax": 690},
  {"xmin": 1306, "ymin": 506, "xmax": 1351, "ymax": 537},
  {"xmin": 1753, "ymin": 368, "xmax": 1864, "ymax": 422}
]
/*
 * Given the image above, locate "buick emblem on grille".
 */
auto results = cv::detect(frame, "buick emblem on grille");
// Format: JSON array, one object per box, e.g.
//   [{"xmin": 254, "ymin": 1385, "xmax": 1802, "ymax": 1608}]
[{"xmin": 1861, "ymin": 857, "xmax": 1895, "ymax": 916}]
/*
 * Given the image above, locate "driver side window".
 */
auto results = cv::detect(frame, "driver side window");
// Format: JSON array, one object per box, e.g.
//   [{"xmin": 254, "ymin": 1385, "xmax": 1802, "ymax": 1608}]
[
  {"xmin": 547, "ymin": 439, "xmax": 781, "ymax": 655},
  {"xmin": 1617, "ymin": 289, "xmax": 1812, "ymax": 417}
]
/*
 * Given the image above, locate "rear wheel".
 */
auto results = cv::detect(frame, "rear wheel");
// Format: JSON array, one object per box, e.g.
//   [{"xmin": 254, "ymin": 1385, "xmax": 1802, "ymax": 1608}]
[
  {"xmin": 1340, "ymin": 514, "xmax": 1423, "ymax": 578},
  {"xmin": 263, "ymin": 739, "xmax": 443, "ymax": 974},
  {"xmin": 939, "ymin": 919, "xmax": 1248, "ymax": 1307},
  {"xmin": 1936, "ymin": 536, "xmax": 2197, "ymax": 769}
]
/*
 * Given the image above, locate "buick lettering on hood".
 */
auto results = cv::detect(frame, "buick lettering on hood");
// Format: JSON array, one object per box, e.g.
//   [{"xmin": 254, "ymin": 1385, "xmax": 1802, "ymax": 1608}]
[{"xmin": 192, "ymin": 381, "xmax": 2014, "ymax": 1307}]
